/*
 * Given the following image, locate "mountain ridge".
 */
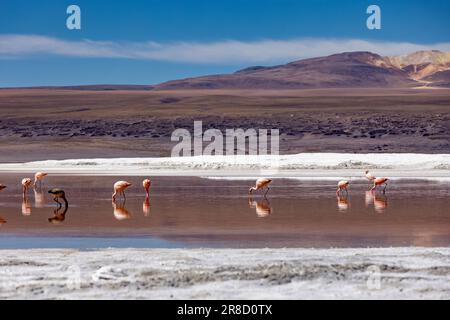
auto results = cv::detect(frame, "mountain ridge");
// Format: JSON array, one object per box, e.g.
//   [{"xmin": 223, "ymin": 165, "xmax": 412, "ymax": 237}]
[{"xmin": 153, "ymin": 50, "xmax": 450, "ymax": 90}]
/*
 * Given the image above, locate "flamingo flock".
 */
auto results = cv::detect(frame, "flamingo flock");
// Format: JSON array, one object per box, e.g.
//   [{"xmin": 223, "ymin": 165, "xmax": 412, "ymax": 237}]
[
  {"xmin": 336, "ymin": 171, "xmax": 389, "ymax": 196},
  {"xmin": 0, "ymin": 169, "xmax": 391, "ymax": 223}
]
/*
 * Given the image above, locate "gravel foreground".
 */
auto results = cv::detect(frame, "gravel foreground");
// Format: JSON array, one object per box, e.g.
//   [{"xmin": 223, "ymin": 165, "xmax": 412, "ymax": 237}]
[{"xmin": 0, "ymin": 247, "xmax": 449, "ymax": 299}]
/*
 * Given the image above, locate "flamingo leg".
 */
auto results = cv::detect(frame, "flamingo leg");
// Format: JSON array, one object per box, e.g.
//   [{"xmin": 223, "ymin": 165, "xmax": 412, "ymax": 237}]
[
  {"xmin": 345, "ymin": 188, "xmax": 348, "ymax": 196},
  {"xmin": 383, "ymin": 183, "xmax": 387, "ymax": 194},
  {"xmin": 264, "ymin": 187, "xmax": 270, "ymax": 197},
  {"xmin": 122, "ymin": 191, "xmax": 126, "ymax": 201}
]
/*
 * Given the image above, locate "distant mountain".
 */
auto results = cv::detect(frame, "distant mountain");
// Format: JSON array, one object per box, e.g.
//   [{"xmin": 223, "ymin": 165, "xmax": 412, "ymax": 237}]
[
  {"xmin": 154, "ymin": 50, "xmax": 450, "ymax": 90},
  {"xmin": 1, "ymin": 85, "xmax": 153, "ymax": 91}
]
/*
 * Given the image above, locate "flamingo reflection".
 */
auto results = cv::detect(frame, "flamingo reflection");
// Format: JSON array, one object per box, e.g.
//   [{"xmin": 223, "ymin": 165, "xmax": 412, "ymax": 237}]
[
  {"xmin": 365, "ymin": 191, "xmax": 374, "ymax": 207},
  {"xmin": 336, "ymin": 195, "xmax": 350, "ymax": 212},
  {"xmin": 248, "ymin": 197, "xmax": 272, "ymax": 217},
  {"xmin": 33, "ymin": 188, "xmax": 45, "ymax": 208},
  {"xmin": 22, "ymin": 197, "xmax": 32, "ymax": 216},
  {"xmin": 373, "ymin": 194, "xmax": 388, "ymax": 213},
  {"xmin": 48, "ymin": 204, "xmax": 69, "ymax": 224},
  {"xmin": 143, "ymin": 198, "xmax": 151, "ymax": 217},
  {"xmin": 112, "ymin": 200, "xmax": 132, "ymax": 220}
]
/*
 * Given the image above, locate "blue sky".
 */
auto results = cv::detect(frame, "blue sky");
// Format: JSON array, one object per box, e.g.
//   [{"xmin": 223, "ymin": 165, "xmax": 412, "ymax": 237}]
[{"xmin": 1, "ymin": 0, "xmax": 449, "ymax": 87}]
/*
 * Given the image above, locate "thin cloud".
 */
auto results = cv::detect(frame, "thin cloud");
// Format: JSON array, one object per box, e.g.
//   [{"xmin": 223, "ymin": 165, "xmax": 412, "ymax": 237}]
[{"xmin": 1, "ymin": 34, "xmax": 449, "ymax": 64}]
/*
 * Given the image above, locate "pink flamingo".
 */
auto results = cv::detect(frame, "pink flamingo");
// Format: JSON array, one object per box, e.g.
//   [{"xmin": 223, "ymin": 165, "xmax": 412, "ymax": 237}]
[
  {"xmin": 249, "ymin": 178, "xmax": 272, "ymax": 196},
  {"xmin": 143, "ymin": 179, "xmax": 151, "ymax": 199},
  {"xmin": 365, "ymin": 170, "xmax": 376, "ymax": 186},
  {"xmin": 34, "ymin": 172, "xmax": 48, "ymax": 188},
  {"xmin": 370, "ymin": 177, "xmax": 389, "ymax": 193},
  {"xmin": 112, "ymin": 181, "xmax": 132, "ymax": 201},
  {"xmin": 336, "ymin": 180, "xmax": 350, "ymax": 196},
  {"xmin": 22, "ymin": 178, "xmax": 32, "ymax": 198}
]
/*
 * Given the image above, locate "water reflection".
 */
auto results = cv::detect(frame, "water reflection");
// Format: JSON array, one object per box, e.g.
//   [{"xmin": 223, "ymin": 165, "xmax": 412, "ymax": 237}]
[
  {"xmin": 143, "ymin": 199, "xmax": 151, "ymax": 217},
  {"xmin": 22, "ymin": 197, "xmax": 32, "ymax": 216},
  {"xmin": 365, "ymin": 191, "xmax": 374, "ymax": 207},
  {"xmin": 374, "ymin": 194, "xmax": 388, "ymax": 213},
  {"xmin": 112, "ymin": 200, "xmax": 132, "ymax": 220},
  {"xmin": 336, "ymin": 195, "xmax": 350, "ymax": 212},
  {"xmin": 249, "ymin": 197, "xmax": 272, "ymax": 217},
  {"xmin": 365, "ymin": 191, "xmax": 388, "ymax": 213},
  {"xmin": 33, "ymin": 188, "xmax": 45, "ymax": 208},
  {"xmin": 48, "ymin": 205, "xmax": 69, "ymax": 224}
]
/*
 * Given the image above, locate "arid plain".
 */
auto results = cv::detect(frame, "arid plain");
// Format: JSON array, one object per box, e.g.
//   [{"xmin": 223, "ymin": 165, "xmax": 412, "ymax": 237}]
[{"xmin": 0, "ymin": 87, "xmax": 449, "ymax": 162}]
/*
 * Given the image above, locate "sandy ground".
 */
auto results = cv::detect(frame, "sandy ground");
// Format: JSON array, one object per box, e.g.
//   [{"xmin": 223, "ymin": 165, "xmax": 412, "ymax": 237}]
[{"xmin": 0, "ymin": 247, "xmax": 449, "ymax": 299}]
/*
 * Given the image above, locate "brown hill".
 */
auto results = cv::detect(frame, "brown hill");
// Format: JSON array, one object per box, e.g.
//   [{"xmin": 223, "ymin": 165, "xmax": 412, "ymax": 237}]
[{"xmin": 154, "ymin": 51, "xmax": 416, "ymax": 90}]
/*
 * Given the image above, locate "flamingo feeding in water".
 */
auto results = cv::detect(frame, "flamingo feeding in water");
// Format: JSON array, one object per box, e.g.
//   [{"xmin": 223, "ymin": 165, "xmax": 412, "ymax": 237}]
[
  {"xmin": 112, "ymin": 181, "xmax": 132, "ymax": 201},
  {"xmin": 336, "ymin": 180, "xmax": 350, "ymax": 196},
  {"xmin": 249, "ymin": 178, "xmax": 272, "ymax": 196},
  {"xmin": 143, "ymin": 179, "xmax": 151, "ymax": 199},
  {"xmin": 34, "ymin": 172, "xmax": 48, "ymax": 188},
  {"xmin": 370, "ymin": 177, "xmax": 389, "ymax": 193},
  {"xmin": 365, "ymin": 170, "xmax": 376, "ymax": 185},
  {"xmin": 22, "ymin": 178, "xmax": 32, "ymax": 197}
]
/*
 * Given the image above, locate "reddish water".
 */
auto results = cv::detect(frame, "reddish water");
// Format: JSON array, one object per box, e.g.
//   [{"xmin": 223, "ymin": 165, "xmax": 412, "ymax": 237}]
[{"xmin": 0, "ymin": 175, "xmax": 449, "ymax": 248}]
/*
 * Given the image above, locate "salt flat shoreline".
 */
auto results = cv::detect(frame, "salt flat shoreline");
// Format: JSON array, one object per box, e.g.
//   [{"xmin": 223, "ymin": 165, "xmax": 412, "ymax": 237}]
[
  {"xmin": 0, "ymin": 153, "xmax": 450, "ymax": 180},
  {"xmin": 0, "ymin": 247, "xmax": 449, "ymax": 299}
]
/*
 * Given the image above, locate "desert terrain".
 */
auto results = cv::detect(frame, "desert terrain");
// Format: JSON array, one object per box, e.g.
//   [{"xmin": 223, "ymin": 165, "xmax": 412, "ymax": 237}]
[{"xmin": 0, "ymin": 87, "xmax": 449, "ymax": 162}]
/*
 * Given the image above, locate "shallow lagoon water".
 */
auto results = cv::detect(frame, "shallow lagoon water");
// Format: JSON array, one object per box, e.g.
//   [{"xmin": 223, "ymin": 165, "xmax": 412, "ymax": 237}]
[{"xmin": 0, "ymin": 175, "xmax": 449, "ymax": 248}]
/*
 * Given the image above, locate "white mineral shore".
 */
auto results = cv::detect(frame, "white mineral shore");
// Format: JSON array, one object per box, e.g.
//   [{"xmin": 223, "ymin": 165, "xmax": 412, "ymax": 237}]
[{"xmin": 0, "ymin": 247, "xmax": 449, "ymax": 299}]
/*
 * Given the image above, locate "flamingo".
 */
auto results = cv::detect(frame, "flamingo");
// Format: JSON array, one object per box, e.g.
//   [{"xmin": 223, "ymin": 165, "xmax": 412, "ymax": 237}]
[
  {"xmin": 249, "ymin": 178, "xmax": 272, "ymax": 196},
  {"xmin": 370, "ymin": 177, "xmax": 389, "ymax": 193},
  {"xmin": 34, "ymin": 172, "xmax": 48, "ymax": 188},
  {"xmin": 0, "ymin": 184, "xmax": 6, "ymax": 192},
  {"xmin": 365, "ymin": 170, "xmax": 376, "ymax": 186},
  {"xmin": 22, "ymin": 178, "xmax": 32, "ymax": 198},
  {"xmin": 112, "ymin": 181, "xmax": 132, "ymax": 201},
  {"xmin": 336, "ymin": 180, "xmax": 350, "ymax": 196},
  {"xmin": 48, "ymin": 188, "xmax": 69, "ymax": 208},
  {"xmin": 143, "ymin": 179, "xmax": 151, "ymax": 199}
]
